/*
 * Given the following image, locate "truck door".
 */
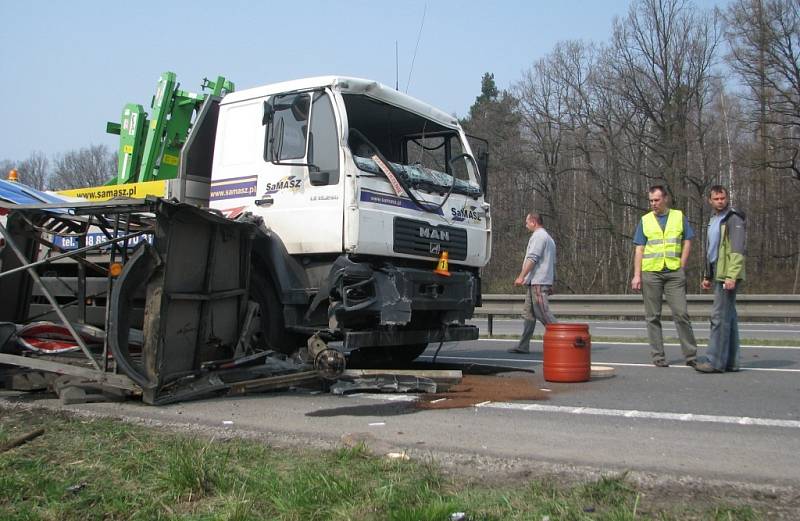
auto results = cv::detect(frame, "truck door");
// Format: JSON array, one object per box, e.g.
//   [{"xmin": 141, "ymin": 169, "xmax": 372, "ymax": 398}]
[{"xmin": 259, "ymin": 90, "xmax": 344, "ymax": 254}]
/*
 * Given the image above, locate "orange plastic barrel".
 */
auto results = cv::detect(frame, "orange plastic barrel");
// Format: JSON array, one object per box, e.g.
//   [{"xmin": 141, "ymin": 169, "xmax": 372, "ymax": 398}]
[{"xmin": 543, "ymin": 323, "xmax": 591, "ymax": 382}]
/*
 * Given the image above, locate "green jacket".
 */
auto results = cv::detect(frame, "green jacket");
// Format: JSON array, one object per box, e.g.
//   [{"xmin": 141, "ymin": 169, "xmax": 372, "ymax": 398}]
[{"xmin": 704, "ymin": 208, "xmax": 746, "ymax": 282}]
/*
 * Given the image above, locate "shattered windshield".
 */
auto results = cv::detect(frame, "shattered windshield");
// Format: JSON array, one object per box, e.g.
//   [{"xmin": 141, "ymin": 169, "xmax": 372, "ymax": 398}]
[{"xmin": 353, "ymin": 155, "xmax": 481, "ymax": 198}]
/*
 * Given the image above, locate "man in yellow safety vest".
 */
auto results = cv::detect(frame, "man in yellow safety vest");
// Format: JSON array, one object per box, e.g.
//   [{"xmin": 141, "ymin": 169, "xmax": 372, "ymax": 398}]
[{"xmin": 631, "ymin": 185, "xmax": 698, "ymax": 367}]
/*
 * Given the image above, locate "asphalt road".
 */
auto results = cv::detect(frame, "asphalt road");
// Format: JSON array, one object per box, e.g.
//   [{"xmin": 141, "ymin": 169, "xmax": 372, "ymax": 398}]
[
  {"xmin": 420, "ymin": 336, "xmax": 800, "ymax": 421},
  {"xmin": 2, "ymin": 324, "xmax": 799, "ymax": 488}
]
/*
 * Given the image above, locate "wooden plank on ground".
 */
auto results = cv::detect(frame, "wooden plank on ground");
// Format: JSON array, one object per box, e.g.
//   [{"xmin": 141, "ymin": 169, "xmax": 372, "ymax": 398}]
[{"xmin": 341, "ymin": 369, "xmax": 462, "ymax": 387}]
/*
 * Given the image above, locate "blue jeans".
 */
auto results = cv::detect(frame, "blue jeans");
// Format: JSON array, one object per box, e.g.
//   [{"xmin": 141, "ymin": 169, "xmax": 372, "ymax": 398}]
[{"xmin": 703, "ymin": 280, "xmax": 740, "ymax": 371}]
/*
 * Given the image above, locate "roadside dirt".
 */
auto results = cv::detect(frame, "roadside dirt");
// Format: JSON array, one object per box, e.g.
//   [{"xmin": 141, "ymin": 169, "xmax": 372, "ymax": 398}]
[
  {"xmin": 442, "ymin": 455, "xmax": 800, "ymax": 520},
  {"xmin": 417, "ymin": 374, "xmax": 551, "ymax": 410}
]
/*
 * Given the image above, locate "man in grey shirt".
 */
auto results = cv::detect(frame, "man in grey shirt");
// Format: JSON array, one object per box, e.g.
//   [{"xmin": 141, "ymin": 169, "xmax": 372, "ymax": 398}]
[{"xmin": 508, "ymin": 212, "xmax": 557, "ymax": 354}]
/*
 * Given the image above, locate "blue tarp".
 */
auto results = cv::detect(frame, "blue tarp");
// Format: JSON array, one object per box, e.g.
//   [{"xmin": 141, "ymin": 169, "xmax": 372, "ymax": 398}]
[{"xmin": 0, "ymin": 179, "xmax": 67, "ymax": 206}]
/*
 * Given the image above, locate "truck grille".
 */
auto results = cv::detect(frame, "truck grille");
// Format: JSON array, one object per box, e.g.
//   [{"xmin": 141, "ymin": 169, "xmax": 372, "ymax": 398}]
[{"xmin": 393, "ymin": 217, "xmax": 467, "ymax": 260}]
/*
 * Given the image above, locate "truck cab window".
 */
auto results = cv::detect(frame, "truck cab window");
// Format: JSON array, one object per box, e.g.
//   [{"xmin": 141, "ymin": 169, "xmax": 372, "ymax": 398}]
[
  {"xmin": 342, "ymin": 93, "xmax": 482, "ymax": 198},
  {"xmin": 266, "ymin": 93, "xmax": 310, "ymax": 161},
  {"xmin": 406, "ymin": 133, "xmax": 470, "ymax": 182},
  {"xmin": 309, "ymin": 92, "xmax": 339, "ymax": 185}
]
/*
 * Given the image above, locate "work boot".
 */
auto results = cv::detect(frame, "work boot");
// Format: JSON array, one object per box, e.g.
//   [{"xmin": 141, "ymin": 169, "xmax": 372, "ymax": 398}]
[
  {"xmin": 653, "ymin": 359, "xmax": 669, "ymax": 367},
  {"xmin": 694, "ymin": 361, "xmax": 722, "ymax": 373},
  {"xmin": 507, "ymin": 347, "xmax": 530, "ymax": 354},
  {"xmin": 512, "ymin": 319, "xmax": 536, "ymax": 354}
]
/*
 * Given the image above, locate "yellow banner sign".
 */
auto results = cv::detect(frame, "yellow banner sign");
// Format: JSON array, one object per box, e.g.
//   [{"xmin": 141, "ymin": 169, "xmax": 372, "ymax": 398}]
[{"xmin": 56, "ymin": 180, "xmax": 167, "ymax": 202}]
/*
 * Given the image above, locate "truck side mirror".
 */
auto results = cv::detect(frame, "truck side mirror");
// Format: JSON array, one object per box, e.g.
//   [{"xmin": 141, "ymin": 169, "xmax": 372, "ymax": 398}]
[
  {"xmin": 466, "ymin": 134, "xmax": 490, "ymax": 195},
  {"xmin": 262, "ymin": 99, "xmax": 274, "ymax": 126},
  {"xmin": 477, "ymin": 150, "xmax": 489, "ymax": 194},
  {"xmin": 309, "ymin": 170, "xmax": 330, "ymax": 186}
]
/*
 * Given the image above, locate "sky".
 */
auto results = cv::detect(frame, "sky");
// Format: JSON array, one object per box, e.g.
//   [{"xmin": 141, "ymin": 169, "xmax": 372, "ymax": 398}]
[{"xmin": 0, "ymin": 0, "xmax": 724, "ymax": 163}]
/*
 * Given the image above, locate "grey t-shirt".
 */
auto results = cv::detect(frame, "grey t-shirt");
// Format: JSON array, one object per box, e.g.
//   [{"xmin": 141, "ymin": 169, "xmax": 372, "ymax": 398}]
[{"xmin": 523, "ymin": 228, "xmax": 556, "ymax": 285}]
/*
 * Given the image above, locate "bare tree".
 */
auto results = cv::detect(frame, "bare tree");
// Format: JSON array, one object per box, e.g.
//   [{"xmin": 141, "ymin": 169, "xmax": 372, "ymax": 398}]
[
  {"xmin": 515, "ymin": 53, "xmax": 576, "ymax": 233},
  {"xmin": 723, "ymin": 0, "xmax": 800, "ymax": 181},
  {"xmin": 545, "ymin": 41, "xmax": 646, "ymax": 292},
  {"xmin": 721, "ymin": 0, "xmax": 800, "ymax": 292},
  {"xmin": 17, "ymin": 152, "xmax": 50, "ymax": 191},
  {"xmin": 50, "ymin": 145, "xmax": 116, "ymax": 190},
  {"xmin": 461, "ymin": 73, "xmax": 527, "ymax": 292},
  {"xmin": 609, "ymin": 0, "xmax": 719, "ymax": 206}
]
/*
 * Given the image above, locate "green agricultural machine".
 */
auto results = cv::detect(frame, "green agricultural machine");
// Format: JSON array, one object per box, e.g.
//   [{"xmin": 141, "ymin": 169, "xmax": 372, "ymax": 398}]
[{"xmin": 104, "ymin": 72, "xmax": 234, "ymax": 185}]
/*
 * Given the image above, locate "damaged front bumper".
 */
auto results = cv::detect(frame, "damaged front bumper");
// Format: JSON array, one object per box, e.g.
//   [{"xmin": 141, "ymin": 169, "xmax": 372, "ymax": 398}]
[
  {"xmin": 319, "ymin": 256, "xmax": 480, "ymax": 349},
  {"xmin": 342, "ymin": 324, "xmax": 478, "ymax": 350}
]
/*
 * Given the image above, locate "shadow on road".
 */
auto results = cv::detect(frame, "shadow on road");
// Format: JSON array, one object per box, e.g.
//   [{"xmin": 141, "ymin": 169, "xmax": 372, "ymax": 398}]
[{"xmin": 306, "ymin": 401, "xmax": 417, "ymax": 417}]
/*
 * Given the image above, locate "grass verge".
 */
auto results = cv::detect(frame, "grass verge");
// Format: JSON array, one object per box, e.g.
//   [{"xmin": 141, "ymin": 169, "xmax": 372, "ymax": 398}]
[{"xmin": 0, "ymin": 406, "xmax": 764, "ymax": 520}]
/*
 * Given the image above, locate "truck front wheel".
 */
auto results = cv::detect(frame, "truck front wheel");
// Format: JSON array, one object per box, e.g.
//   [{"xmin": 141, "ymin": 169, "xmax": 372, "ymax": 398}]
[{"xmin": 250, "ymin": 271, "xmax": 304, "ymax": 354}]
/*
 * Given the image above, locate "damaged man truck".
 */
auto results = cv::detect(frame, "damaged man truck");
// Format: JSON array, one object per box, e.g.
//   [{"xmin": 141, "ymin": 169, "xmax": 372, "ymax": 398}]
[
  {"xmin": 207, "ymin": 77, "xmax": 491, "ymax": 362},
  {"xmin": 0, "ymin": 73, "xmax": 491, "ymax": 402}
]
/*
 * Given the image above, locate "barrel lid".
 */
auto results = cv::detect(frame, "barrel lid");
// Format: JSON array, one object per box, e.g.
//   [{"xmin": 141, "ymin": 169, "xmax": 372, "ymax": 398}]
[
  {"xmin": 545, "ymin": 323, "xmax": 590, "ymax": 331},
  {"xmin": 590, "ymin": 365, "xmax": 615, "ymax": 378}
]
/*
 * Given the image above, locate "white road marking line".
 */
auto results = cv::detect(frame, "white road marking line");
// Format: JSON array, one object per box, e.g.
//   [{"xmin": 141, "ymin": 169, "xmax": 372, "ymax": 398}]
[
  {"xmin": 591, "ymin": 327, "xmax": 796, "ymax": 334},
  {"xmin": 418, "ymin": 354, "xmax": 800, "ymax": 373},
  {"xmin": 476, "ymin": 321, "xmax": 800, "ymax": 334},
  {"xmin": 480, "ymin": 402, "xmax": 800, "ymax": 429},
  {"xmin": 350, "ymin": 393, "xmax": 800, "ymax": 429},
  {"xmin": 477, "ymin": 319, "xmax": 798, "ymax": 329},
  {"xmin": 476, "ymin": 338, "xmax": 800, "ymax": 350}
]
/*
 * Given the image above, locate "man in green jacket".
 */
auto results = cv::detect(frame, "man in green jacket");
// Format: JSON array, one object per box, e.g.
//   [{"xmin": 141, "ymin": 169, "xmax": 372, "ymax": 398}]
[{"xmin": 695, "ymin": 185, "xmax": 746, "ymax": 373}]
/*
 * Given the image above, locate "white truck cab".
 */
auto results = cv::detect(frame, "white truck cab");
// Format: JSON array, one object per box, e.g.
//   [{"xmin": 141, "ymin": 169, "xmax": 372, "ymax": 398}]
[{"xmin": 206, "ymin": 77, "xmax": 491, "ymax": 361}]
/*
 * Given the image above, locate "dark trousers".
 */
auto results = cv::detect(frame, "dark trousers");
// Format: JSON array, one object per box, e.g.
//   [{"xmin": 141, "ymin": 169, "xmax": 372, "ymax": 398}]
[
  {"xmin": 641, "ymin": 270, "xmax": 698, "ymax": 362},
  {"xmin": 515, "ymin": 285, "xmax": 556, "ymax": 352}
]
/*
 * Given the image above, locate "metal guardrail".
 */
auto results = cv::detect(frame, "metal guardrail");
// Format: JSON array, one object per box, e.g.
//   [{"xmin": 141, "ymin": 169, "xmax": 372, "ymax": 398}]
[
  {"xmin": 477, "ymin": 294, "xmax": 799, "ymax": 331},
  {"xmin": 30, "ymin": 280, "xmax": 800, "ymax": 326}
]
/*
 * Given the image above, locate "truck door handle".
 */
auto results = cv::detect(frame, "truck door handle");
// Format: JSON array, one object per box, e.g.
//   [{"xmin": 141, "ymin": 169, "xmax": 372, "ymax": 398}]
[{"xmin": 255, "ymin": 197, "xmax": 273, "ymax": 207}]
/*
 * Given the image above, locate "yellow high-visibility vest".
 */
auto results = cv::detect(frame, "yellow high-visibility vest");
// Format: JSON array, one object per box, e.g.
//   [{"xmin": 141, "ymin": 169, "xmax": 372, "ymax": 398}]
[{"xmin": 641, "ymin": 210, "xmax": 684, "ymax": 271}]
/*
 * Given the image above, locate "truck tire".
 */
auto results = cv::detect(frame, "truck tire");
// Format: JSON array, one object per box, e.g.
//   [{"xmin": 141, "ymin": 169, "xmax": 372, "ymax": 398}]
[
  {"xmin": 347, "ymin": 342, "xmax": 428, "ymax": 368},
  {"xmin": 250, "ymin": 271, "xmax": 304, "ymax": 354}
]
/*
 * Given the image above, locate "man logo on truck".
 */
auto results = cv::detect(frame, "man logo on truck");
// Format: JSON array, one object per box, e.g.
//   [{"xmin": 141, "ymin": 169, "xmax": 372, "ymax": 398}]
[{"xmin": 419, "ymin": 226, "xmax": 449, "ymax": 242}]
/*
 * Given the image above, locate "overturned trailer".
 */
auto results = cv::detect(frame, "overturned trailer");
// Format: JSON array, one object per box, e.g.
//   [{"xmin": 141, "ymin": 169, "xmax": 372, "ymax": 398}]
[{"xmin": 0, "ymin": 197, "xmax": 345, "ymax": 404}]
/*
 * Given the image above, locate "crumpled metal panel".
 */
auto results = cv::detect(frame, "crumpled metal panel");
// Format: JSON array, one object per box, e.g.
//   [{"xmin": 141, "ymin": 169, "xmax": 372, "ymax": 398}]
[
  {"xmin": 330, "ymin": 374, "xmax": 437, "ymax": 395},
  {"xmin": 108, "ymin": 200, "xmax": 257, "ymax": 403}
]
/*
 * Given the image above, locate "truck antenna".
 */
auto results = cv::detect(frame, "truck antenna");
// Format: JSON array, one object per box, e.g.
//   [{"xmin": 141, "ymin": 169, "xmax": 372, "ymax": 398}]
[
  {"xmin": 405, "ymin": 3, "xmax": 426, "ymax": 93},
  {"xmin": 395, "ymin": 41, "xmax": 399, "ymax": 91}
]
